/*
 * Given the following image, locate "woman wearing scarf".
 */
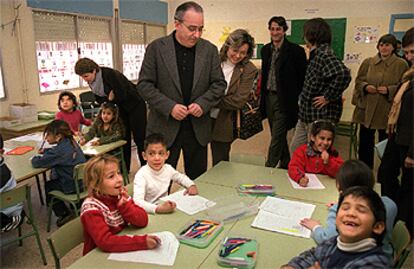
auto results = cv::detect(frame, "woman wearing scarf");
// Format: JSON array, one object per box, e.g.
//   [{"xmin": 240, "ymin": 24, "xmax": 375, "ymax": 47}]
[
  {"xmin": 75, "ymin": 58, "xmax": 147, "ymax": 171},
  {"xmin": 378, "ymin": 27, "xmax": 414, "ymax": 236}
]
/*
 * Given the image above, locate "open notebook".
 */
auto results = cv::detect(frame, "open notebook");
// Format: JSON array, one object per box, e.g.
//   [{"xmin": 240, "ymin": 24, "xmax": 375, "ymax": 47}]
[{"xmin": 160, "ymin": 190, "xmax": 216, "ymax": 215}]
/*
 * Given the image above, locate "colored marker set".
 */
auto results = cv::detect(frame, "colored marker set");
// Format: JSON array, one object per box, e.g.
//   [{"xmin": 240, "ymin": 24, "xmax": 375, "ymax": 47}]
[
  {"xmin": 217, "ymin": 236, "xmax": 258, "ymax": 268},
  {"xmin": 177, "ymin": 219, "xmax": 223, "ymax": 248},
  {"xmin": 237, "ymin": 184, "xmax": 275, "ymax": 196}
]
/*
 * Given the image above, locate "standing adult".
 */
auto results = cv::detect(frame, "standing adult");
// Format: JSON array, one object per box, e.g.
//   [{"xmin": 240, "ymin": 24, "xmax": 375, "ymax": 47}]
[
  {"xmin": 137, "ymin": 1, "xmax": 226, "ymax": 180},
  {"xmin": 352, "ymin": 34, "xmax": 408, "ymax": 168},
  {"xmin": 75, "ymin": 58, "xmax": 147, "ymax": 171},
  {"xmin": 289, "ymin": 18, "xmax": 351, "ymax": 153},
  {"xmin": 211, "ymin": 29, "xmax": 258, "ymax": 166},
  {"xmin": 378, "ymin": 27, "xmax": 414, "ymax": 236},
  {"xmin": 259, "ymin": 16, "xmax": 307, "ymax": 168}
]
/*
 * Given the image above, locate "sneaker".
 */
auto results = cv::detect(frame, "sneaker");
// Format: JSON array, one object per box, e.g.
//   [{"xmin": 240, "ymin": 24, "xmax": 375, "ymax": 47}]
[{"xmin": 56, "ymin": 213, "xmax": 74, "ymax": 227}]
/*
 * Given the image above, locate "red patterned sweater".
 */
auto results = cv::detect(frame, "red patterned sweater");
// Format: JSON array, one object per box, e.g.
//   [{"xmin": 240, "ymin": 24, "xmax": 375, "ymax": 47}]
[
  {"xmin": 80, "ymin": 195, "xmax": 149, "ymax": 255},
  {"xmin": 288, "ymin": 144, "xmax": 344, "ymax": 183}
]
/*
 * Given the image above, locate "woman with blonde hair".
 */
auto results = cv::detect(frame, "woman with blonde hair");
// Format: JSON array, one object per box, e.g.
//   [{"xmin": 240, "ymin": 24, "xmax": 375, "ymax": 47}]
[{"xmin": 210, "ymin": 29, "xmax": 258, "ymax": 165}]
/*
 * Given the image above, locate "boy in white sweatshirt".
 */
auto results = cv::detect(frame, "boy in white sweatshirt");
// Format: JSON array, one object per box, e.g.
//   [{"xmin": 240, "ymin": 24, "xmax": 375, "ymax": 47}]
[{"xmin": 133, "ymin": 133, "xmax": 198, "ymax": 214}]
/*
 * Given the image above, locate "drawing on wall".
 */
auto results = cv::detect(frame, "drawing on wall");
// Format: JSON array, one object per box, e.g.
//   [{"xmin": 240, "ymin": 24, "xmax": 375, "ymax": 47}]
[
  {"xmin": 344, "ymin": 52, "xmax": 362, "ymax": 64},
  {"xmin": 353, "ymin": 26, "xmax": 379, "ymax": 43},
  {"xmin": 122, "ymin": 44, "xmax": 146, "ymax": 81},
  {"xmin": 219, "ymin": 26, "xmax": 232, "ymax": 44}
]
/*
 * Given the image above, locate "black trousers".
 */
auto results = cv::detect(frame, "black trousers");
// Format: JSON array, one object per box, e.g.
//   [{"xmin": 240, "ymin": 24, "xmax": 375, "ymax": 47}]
[
  {"xmin": 119, "ymin": 102, "xmax": 147, "ymax": 171},
  {"xmin": 358, "ymin": 125, "xmax": 387, "ymax": 168},
  {"xmin": 211, "ymin": 140, "xmax": 232, "ymax": 166},
  {"xmin": 167, "ymin": 120, "xmax": 207, "ymax": 180},
  {"xmin": 378, "ymin": 136, "xmax": 413, "ymax": 236}
]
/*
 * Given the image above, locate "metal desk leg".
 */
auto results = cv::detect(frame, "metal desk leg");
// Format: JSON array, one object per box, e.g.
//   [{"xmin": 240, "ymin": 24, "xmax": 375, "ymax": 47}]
[{"xmin": 35, "ymin": 175, "xmax": 45, "ymax": 205}]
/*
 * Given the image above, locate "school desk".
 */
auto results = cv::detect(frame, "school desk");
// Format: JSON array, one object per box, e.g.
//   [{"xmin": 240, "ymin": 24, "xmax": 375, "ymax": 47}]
[
  {"xmin": 68, "ymin": 182, "xmax": 328, "ymax": 269},
  {"xmin": 0, "ymin": 119, "xmax": 52, "ymax": 140},
  {"xmin": 197, "ymin": 161, "xmax": 338, "ymax": 205}
]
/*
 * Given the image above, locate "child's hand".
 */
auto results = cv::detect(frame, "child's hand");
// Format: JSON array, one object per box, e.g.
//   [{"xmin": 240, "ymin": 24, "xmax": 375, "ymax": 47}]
[
  {"xmin": 300, "ymin": 218, "xmax": 320, "ymax": 230},
  {"xmin": 184, "ymin": 185, "xmax": 198, "ymax": 195},
  {"xmin": 79, "ymin": 138, "xmax": 86, "ymax": 145},
  {"xmin": 155, "ymin": 201, "xmax": 176, "ymax": 214},
  {"xmin": 146, "ymin": 235, "xmax": 161, "ymax": 249},
  {"xmin": 299, "ymin": 176, "xmax": 309, "ymax": 187},
  {"xmin": 117, "ymin": 187, "xmax": 129, "ymax": 207},
  {"xmin": 326, "ymin": 201, "xmax": 335, "ymax": 208},
  {"xmin": 38, "ymin": 148, "xmax": 45, "ymax": 154},
  {"xmin": 309, "ymin": 261, "xmax": 322, "ymax": 269},
  {"xmin": 280, "ymin": 265, "xmax": 295, "ymax": 269},
  {"xmin": 321, "ymin": 150, "xmax": 329, "ymax": 165}
]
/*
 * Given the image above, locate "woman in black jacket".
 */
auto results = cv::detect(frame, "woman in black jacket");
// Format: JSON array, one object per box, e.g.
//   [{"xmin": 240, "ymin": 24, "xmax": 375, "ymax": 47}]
[{"xmin": 75, "ymin": 58, "xmax": 147, "ymax": 171}]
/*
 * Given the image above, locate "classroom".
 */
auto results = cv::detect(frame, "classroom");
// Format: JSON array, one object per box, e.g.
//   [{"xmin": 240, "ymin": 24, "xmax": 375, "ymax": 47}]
[{"xmin": 1, "ymin": 0, "xmax": 413, "ymax": 268}]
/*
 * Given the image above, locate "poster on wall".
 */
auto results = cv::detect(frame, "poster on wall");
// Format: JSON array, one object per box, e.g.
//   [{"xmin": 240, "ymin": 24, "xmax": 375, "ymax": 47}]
[
  {"xmin": 353, "ymin": 26, "xmax": 379, "ymax": 43},
  {"xmin": 79, "ymin": 42, "xmax": 113, "ymax": 87},
  {"xmin": 36, "ymin": 41, "xmax": 79, "ymax": 92},
  {"xmin": 122, "ymin": 44, "xmax": 145, "ymax": 81},
  {"xmin": 344, "ymin": 52, "xmax": 362, "ymax": 65}
]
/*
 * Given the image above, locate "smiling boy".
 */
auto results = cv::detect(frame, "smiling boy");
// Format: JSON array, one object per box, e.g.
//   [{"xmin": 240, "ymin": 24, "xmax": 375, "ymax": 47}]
[{"xmin": 282, "ymin": 186, "xmax": 390, "ymax": 269}]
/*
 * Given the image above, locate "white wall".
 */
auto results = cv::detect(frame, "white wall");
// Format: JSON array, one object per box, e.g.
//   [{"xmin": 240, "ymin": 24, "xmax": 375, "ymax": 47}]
[{"xmin": 1, "ymin": 0, "xmax": 413, "ymax": 119}]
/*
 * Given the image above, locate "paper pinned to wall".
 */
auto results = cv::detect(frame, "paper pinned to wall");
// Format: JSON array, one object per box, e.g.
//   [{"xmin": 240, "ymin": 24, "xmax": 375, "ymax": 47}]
[
  {"xmin": 353, "ymin": 26, "xmax": 379, "ymax": 43},
  {"xmin": 108, "ymin": 231, "xmax": 179, "ymax": 266}
]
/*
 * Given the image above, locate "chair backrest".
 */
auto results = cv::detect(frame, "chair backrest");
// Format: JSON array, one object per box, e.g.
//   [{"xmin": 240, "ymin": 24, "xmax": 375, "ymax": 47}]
[
  {"xmin": 392, "ymin": 220, "xmax": 411, "ymax": 268},
  {"xmin": 79, "ymin": 91, "xmax": 96, "ymax": 103},
  {"xmin": 230, "ymin": 153, "xmax": 266, "ymax": 166},
  {"xmin": 0, "ymin": 184, "xmax": 27, "ymax": 210},
  {"xmin": 47, "ymin": 217, "xmax": 84, "ymax": 269},
  {"xmin": 73, "ymin": 163, "xmax": 86, "ymax": 200}
]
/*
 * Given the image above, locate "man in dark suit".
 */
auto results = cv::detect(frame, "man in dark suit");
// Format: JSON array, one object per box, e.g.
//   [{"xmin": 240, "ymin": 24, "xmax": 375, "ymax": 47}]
[
  {"xmin": 137, "ymin": 1, "xmax": 226, "ymax": 180},
  {"xmin": 259, "ymin": 16, "xmax": 307, "ymax": 168}
]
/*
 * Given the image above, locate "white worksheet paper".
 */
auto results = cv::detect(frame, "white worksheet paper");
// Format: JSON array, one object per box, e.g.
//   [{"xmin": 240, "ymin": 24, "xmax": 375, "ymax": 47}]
[
  {"xmin": 251, "ymin": 196, "xmax": 315, "ymax": 238},
  {"xmin": 160, "ymin": 190, "xmax": 216, "ymax": 215},
  {"xmin": 108, "ymin": 231, "xmax": 179, "ymax": 266},
  {"xmin": 288, "ymin": 173, "xmax": 325, "ymax": 189}
]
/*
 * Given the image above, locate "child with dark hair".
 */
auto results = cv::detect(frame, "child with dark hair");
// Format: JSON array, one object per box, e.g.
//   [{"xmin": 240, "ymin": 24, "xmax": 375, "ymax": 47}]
[
  {"xmin": 282, "ymin": 186, "xmax": 391, "ymax": 269},
  {"xmin": 55, "ymin": 91, "xmax": 91, "ymax": 134},
  {"xmin": 31, "ymin": 120, "xmax": 86, "ymax": 227},
  {"xmin": 79, "ymin": 102, "xmax": 124, "ymax": 146},
  {"xmin": 288, "ymin": 120, "xmax": 344, "ymax": 187},
  {"xmin": 133, "ymin": 133, "xmax": 198, "ymax": 214},
  {"xmin": 300, "ymin": 160, "xmax": 397, "ymax": 260},
  {"xmin": 0, "ymin": 134, "xmax": 25, "ymax": 232}
]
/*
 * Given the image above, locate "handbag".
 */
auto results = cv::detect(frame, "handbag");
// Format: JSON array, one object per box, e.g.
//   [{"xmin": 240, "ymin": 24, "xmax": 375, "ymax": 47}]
[{"xmin": 233, "ymin": 77, "xmax": 263, "ymax": 140}]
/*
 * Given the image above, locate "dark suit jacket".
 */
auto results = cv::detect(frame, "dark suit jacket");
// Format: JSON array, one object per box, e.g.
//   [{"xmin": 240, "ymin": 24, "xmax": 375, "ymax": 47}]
[
  {"xmin": 137, "ymin": 33, "xmax": 226, "ymax": 147},
  {"xmin": 212, "ymin": 61, "xmax": 258, "ymax": 142},
  {"xmin": 259, "ymin": 38, "xmax": 307, "ymax": 129}
]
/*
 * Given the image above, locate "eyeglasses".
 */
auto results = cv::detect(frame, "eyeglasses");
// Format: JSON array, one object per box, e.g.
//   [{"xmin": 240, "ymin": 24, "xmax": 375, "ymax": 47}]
[{"xmin": 179, "ymin": 20, "xmax": 204, "ymax": 33}]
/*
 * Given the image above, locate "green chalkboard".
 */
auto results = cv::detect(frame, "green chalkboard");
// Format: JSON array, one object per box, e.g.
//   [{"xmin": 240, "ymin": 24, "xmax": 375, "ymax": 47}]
[{"xmin": 287, "ymin": 18, "xmax": 347, "ymax": 60}]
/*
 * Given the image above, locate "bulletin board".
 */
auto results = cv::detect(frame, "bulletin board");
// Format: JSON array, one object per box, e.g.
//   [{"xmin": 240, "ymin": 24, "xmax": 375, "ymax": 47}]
[{"xmin": 287, "ymin": 18, "xmax": 347, "ymax": 60}]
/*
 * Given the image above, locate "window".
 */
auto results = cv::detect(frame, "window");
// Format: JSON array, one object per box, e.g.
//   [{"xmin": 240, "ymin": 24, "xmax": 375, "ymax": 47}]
[{"xmin": 121, "ymin": 21, "xmax": 145, "ymax": 81}]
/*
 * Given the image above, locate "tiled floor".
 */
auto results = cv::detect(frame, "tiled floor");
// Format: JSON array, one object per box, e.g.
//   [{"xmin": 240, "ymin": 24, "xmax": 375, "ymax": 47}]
[{"xmin": 1, "ymin": 121, "xmax": 412, "ymax": 268}]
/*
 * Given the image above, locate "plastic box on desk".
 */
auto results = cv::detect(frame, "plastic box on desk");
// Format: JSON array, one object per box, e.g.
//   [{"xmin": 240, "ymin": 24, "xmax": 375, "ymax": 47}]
[
  {"xmin": 0, "ymin": 116, "xmax": 21, "ymax": 128},
  {"xmin": 176, "ymin": 218, "xmax": 223, "ymax": 248},
  {"xmin": 217, "ymin": 234, "xmax": 258, "ymax": 269},
  {"xmin": 236, "ymin": 184, "xmax": 275, "ymax": 196},
  {"xmin": 37, "ymin": 111, "xmax": 55, "ymax": 120},
  {"xmin": 10, "ymin": 103, "xmax": 38, "ymax": 123},
  {"xmin": 205, "ymin": 195, "xmax": 259, "ymax": 223}
]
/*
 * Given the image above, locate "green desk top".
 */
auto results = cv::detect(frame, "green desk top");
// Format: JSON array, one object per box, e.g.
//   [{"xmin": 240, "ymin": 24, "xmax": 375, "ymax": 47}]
[
  {"xmin": 0, "ymin": 119, "xmax": 52, "ymax": 132},
  {"xmin": 81, "ymin": 140, "xmax": 127, "ymax": 156},
  {"xmin": 199, "ymin": 204, "xmax": 328, "ymax": 269},
  {"xmin": 198, "ymin": 161, "xmax": 338, "ymax": 205},
  {"xmin": 68, "ymin": 182, "xmax": 238, "ymax": 269}
]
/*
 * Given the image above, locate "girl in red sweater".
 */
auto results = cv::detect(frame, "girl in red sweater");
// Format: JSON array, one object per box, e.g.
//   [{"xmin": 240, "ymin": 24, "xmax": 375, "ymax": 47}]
[
  {"xmin": 55, "ymin": 91, "xmax": 91, "ymax": 134},
  {"xmin": 288, "ymin": 120, "xmax": 344, "ymax": 187},
  {"xmin": 80, "ymin": 154, "xmax": 160, "ymax": 255}
]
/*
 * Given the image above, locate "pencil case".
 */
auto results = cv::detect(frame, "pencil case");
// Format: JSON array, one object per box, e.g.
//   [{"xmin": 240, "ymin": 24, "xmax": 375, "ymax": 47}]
[
  {"xmin": 205, "ymin": 195, "xmax": 259, "ymax": 223},
  {"xmin": 217, "ymin": 235, "xmax": 258, "ymax": 269},
  {"xmin": 176, "ymin": 218, "xmax": 223, "ymax": 248},
  {"xmin": 236, "ymin": 184, "xmax": 275, "ymax": 196}
]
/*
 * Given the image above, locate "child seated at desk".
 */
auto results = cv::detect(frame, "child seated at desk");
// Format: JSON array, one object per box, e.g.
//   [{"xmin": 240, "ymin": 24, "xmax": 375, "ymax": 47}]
[
  {"xmin": 0, "ymin": 134, "xmax": 25, "ymax": 232},
  {"xmin": 300, "ymin": 160, "xmax": 397, "ymax": 261},
  {"xmin": 31, "ymin": 120, "xmax": 86, "ymax": 227},
  {"xmin": 288, "ymin": 120, "xmax": 344, "ymax": 187},
  {"xmin": 55, "ymin": 91, "xmax": 91, "ymax": 134},
  {"xmin": 133, "ymin": 133, "xmax": 198, "ymax": 214},
  {"xmin": 282, "ymin": 186, "xmax": 391, "ymax": 269},
  {"xmin": 81, "ymin": 154, "xmax": 160, "ymax": 255},
  {"xmin": 79, "ymin": 102, "xmax": 124, "ymax": 146}
]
